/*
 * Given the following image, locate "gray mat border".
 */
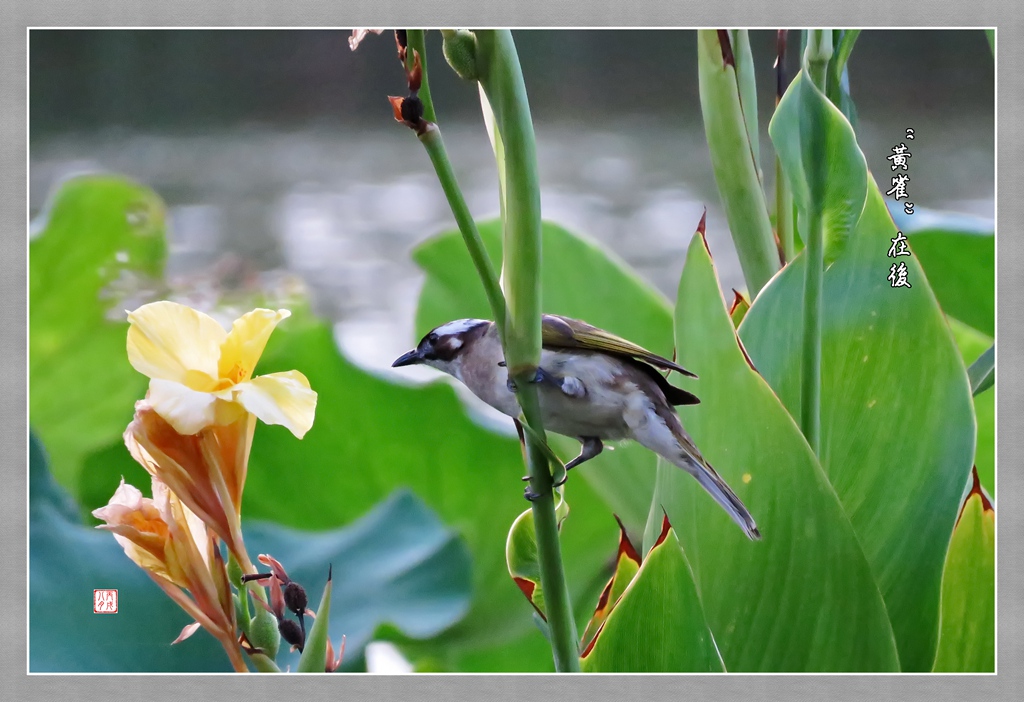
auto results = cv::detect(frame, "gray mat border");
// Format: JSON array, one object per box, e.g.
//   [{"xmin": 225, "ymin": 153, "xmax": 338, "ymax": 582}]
[{"xmin": 7, "ymin": 2, "xmax": 1019, "ymax": 699}]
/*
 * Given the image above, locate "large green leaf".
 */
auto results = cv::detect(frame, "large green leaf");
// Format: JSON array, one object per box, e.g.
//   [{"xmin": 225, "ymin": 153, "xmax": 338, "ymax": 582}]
[
  {"xmin": 32, "ymin": 431, "xmax": 470, "ymax": 672},
  {"xmin": 932, "ymin": 474, "xmax": 995, "ymax": 672},
  {"xmin": 655, "ymin": 231, "xmax": 898, "ymax": 671},
  {"xmin": 769, "ymin": 70, "xmax": 867, "ymax": 266},
  {"xmin": 890, "ymin": 206, "xmax": 994, "ymax": 337},
  {"xmin": 580, "ymin": 518, "xmax": 724, "ymax": 672},
  {"xmin": 242, "ymin": 311, "xmax": 618, "ymax": 671},
  {"xmin": 697, "ymin": 29, "xmax": 778, "ymax": 296},
  {"xmin": 949, "ymin": 319, "xmax": 994, "ymax": 494},
  {"xmin": 414, "ymin": 220, "xmax": 675, "ymax": 539},
  {"xmin": 30, "ymin": 175, "xmax": 168, "ymax": 498},
  {"xmin": 739, "ymin": 188, "xmax": 976, "ymax": 670},
  {"xmin": 825, "ymin": 30, "xmax": 860, "ymax": 130}
]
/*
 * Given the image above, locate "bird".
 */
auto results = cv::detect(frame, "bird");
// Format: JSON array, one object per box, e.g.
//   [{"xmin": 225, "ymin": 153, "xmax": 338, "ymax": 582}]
[{"xmin": 392, "ymin": 314, "xmax": 760, "ymax": 540}]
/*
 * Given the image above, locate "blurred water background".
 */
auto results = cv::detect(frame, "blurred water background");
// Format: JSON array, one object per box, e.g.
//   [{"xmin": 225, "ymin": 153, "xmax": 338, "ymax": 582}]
[{"xmin": 29, "ymin": 30, "xmax": 994, "ymax": 387}]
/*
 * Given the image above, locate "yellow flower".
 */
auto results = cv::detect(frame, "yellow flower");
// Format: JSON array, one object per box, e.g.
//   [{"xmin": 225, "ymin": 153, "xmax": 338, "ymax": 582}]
[
  {"xmin": 93, "ymin": 477, "xmax": 246, "ymax": 672},
  {"xmin": 126, "ymin": 301, "xmax": 316, "ymax": 438},
  {"xmin": 125, "ymin": 399, "xmax": 253, "ymax": 571}
]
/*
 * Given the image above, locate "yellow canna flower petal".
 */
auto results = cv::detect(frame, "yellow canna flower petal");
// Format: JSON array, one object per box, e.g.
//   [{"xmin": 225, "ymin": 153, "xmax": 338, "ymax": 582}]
[
  {"xmin": 92, "ymin": 478, "xmax": 180, "ymax": 586},
  {"xmin": 148, "ymin": 378, "xmax": 220, "ymax": 436},
  {"xmin": 127, "ymin": 301, "xmax": 225, "ymax": 387},
  {"xmin": 218, "ymin": 308, "xmax": 291, "ymax": 385},
  {"xmin": 234, "ymin": 370, "xmax": 317, "ymax": 438}
]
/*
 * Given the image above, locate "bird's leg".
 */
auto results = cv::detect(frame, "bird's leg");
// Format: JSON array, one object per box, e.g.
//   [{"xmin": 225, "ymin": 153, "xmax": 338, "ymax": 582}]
[
  {"xmin": 554, "ymin": 437, "xmax": 604, "ymax": 486},
  {"xmin": 521, "ymin": 436, "xmax": 604, "ymax": 490}
]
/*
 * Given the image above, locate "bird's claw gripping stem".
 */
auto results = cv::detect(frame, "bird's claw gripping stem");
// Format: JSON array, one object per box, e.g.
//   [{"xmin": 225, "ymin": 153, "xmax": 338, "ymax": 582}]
[{"xmin": 507, "ymin": 366, "xmax": 558, "ymax": 394}]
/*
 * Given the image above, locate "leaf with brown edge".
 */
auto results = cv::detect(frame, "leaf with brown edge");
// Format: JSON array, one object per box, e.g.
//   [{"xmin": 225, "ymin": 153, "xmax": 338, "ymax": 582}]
[
  {"xmin": 580, "ymin": 517, "xmax": 723, "ymax": 672},
  {"xmin": 506, "ymin": 509, "xmax": 546, "ymax": 621},
  {"xmin": 504, "ymin": 491, "xmax": 570, "ymax": 622},
  {"xmin": 739, "ymin": 186, "xmax": 975, "ymax": 670},
  {"xmin": 654, "ymin": 221, "xmax": 899, "ymax": 671},
  {"xmin": 932, "ymin": 467, "xmax": 994, "ymax": 672},
  {"xmin": 579, "ymin": 515, "xmax": 642, "ymax": 653},
  {"xmin": 728, "ymin": 289, "xmax": 750, "ymax": 328}
]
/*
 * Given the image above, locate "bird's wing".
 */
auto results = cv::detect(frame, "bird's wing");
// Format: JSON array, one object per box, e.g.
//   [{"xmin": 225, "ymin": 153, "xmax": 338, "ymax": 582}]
[{"xmin": 541, "ymin": 314, "xmax": 697, "ymax": 378}]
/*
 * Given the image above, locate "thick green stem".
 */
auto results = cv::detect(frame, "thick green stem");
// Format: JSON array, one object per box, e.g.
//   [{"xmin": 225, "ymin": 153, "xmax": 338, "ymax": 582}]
[
  {"xmin": 475, "ymin": 29, "xmax": 580, "ymax": 673},
  {"xmin": 402, "ymin": 31, "xmax": 506, "ymax": 338},
  {"xmin": 806, "ymin": 30, "xmax": 832, "ymax": 92},
  {"xmin": 406, "ymin": 30, "xmax": 436, "ymax": 122},
  {"xmin": 801, "ymin": 206, "xmax": 823, "ymax": 454},
  {"xmin": 775, "ymin": 31, "xmax": 795, "ymax": 262},
  {"xmin": 697, "ymin": 29, "xmax": 779, "ymax": 297},
  {"xmin": 799, "ymin": 30, "xmax": 832, "ymax": 454},
  {"xmin": 775, "ymin": 156, "xmax": 795, "ymax": 262},
  {"xmin": 420, "ymin": 127, "xmax": 508, "ymax": 339},
  {"xmin": 249, "ymin": 652, "xmax": 281, "ymax": 672}
]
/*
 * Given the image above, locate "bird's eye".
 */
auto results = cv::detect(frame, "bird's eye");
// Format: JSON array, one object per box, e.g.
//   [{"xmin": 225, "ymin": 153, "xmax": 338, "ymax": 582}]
[{"xmin": 427, "ymin": 332, "xmax": 439, "ymax": 344}]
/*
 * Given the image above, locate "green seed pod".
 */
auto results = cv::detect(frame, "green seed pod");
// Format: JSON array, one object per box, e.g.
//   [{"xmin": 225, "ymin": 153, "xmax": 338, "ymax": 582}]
[
  {"xmin": 442, "ymin": 30, "xmax": 479, "ymax": 81},
  {"xmin": 248, "ymin": 597, "xmax": 281, "ymax": 660}
]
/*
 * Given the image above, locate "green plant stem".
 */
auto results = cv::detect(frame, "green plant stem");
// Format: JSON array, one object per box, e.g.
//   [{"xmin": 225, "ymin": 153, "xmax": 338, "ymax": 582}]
[
  {"xmin": 806, "ymin": 30, "xmax": 832, "ymax": 91},
  {"xmin": 801, "ymin": 206, "xmax": 823, "ymax": 454},
  {"xmin": 697, "ymin": 29, "xmax": 779, "ymax": 298},
  {"xmin": 732, "ymin": 30, "xmax": 761, "ymax": 178},
  {"xmin": 474, "ymin": 29, "xmax": 580, "ymax": 673},
  {"xmin": 249, "ymin": 652, "xmax": 281, "ymax": 673},
  {"xmin": 799, "ymin": 30, "xmax": 832, "ymax": 454},
  {"xmin": 420, "ymin": 127, "xmax": 508, "ymax": 339},
  {"xmin": 775, "ymin": 155, "xmax": 795, "ymax": 262},
  {"xmin": 775, "ymin": 31, "xmax": 795, "ymax": 262},
  {"xmin": 406, "ymin": 30, "xmax": 436, "ymax": 122},
  {"xmin": 406, "ymin": 31, "xmax": 506, "ymax": 339}
]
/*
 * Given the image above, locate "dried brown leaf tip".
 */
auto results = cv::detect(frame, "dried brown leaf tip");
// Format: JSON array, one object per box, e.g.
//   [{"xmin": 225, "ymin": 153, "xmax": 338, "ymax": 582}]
[
  {"xmin": 654, "ymin": 511, "xmax": 673, "ymax": 548},
  {"xmin": 956, "ymin": 466, "xmax": 994, "ymax": 527},
  {"xmin": 717, "ymin": 30, "xmax": 735, "ymax": 67},
  {"xmin": 729, "ymin": 289, "xmax": 751, "ymax": 329},
  {"xmin": 696, "ymin": 208, "xmax": 712, "ymax": 257},
  {"xmin": 728, "ymin": 290, "xmax": 748, "ymax": 317},
  {"xmin": 513, "ymin": 576, "xmax": 546, "ymax": 621},
  {"xmin": 612, "ymin": 514, "xmax": 641, "ymax": 565}
]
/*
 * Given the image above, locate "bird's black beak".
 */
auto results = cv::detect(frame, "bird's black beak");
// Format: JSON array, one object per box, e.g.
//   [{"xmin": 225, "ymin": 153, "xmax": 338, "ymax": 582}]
[{"xmin": 392, "ymin": 349, "xmax": 421, "ymax": 367}]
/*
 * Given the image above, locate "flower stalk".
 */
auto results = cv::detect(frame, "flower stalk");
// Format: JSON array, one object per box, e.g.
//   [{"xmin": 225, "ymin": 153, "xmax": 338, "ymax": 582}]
[
  {"xmin": 799, "ymin": 29, "xmax": 832, "ymax": 454},
  {"xmin": 697, "ymin": 29, "xmax": 779, "ymax": 298},
  {"xmin": 775, "ymin": 30, "xmax": 796, "ymax": 262},
  {"xmin": 389, "ymin": 30, "xmax": 508, "ymax": 341},
  {"xmin": 474, "ymin": 29, "xmax": 580, "ymax": 673},
  {"xmin": 382, "ymin": 28, "xmax": 578, "ymax": 672}
]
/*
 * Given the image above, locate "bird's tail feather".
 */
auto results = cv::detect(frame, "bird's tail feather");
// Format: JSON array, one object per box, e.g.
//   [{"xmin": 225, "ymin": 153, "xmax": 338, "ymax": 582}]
[{"xmin": 670, "ymin": 450, "xmax": 761, "ymax": 541}]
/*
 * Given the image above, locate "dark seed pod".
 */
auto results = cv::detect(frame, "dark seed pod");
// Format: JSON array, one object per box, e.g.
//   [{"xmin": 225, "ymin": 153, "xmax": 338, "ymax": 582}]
[
  {"xmin": 400, "ymin": 96, "xmax": 424, "ymax": 124},
  {"xmin": 279, "ymin": 618, "xmax": 305, "ymax": 650},
  {"xmin": 284, "ymin": 582, "xmax": 308, "ymax": 617}
]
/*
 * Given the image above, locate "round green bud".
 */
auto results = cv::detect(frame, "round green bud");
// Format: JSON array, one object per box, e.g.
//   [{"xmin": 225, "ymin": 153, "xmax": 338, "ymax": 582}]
[{"xmin": 443, "ymin": 30, "xmax": 479, "ymax": 81}]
